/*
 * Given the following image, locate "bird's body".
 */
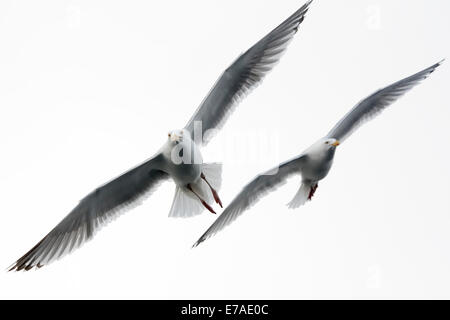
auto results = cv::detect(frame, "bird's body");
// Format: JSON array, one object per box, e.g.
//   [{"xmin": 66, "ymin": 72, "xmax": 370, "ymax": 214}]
[
  {"xmin": 160, "ymin": 130, "xmax": 203, "ymax": 186},
  {"xmin": 193, "ymin": 60, "xmax": 443, "ymax": 247},
  {"xmin": 300, "ymin": 138, "xmax": 336, "ymax": 182},
  {"xmin": 165, "ymin": 160, "xmax": 202, "ymax": 188},
  {"xmin": 9, "ymin": 1, "xmax": 313, "ymax": 271},
  {"xmin": 286, "ymin": 138, "xmax": 339, "ymax": 208}
]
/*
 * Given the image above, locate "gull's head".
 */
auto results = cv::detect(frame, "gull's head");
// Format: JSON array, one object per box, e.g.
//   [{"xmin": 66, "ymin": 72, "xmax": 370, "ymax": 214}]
[
  {"xmin": 306, "ymin": 138, "xmax": 340, "ymax": 158},
  {"xmin": 324, "ymin": 138, "xmax": 340, "ymax": 149},
  {"xmin": 167, "ymin": 129, "xmax": 189, "ymax": 144}
]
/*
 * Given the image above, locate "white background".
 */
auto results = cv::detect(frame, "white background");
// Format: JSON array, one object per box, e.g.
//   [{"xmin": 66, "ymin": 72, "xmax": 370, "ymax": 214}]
[{"xmin": 1, "ymin": 0, "xmax": 449, "ymax": 299}]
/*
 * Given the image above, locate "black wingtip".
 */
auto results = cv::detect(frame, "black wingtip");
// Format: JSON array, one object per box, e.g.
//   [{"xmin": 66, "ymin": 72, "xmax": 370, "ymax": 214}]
[
  {"xmin": 286, "ymin": 1, "xmax": 313, "ymax": 35},
  {"xmin": 419, "ymin": 59, "xmax": 444, "ymax": 79},
  {"xmin": 436, "ymin": 59, "xmax": 445, "ymax": 69},
  {"xmin": 192, "ymin": 237, "xmax": 204, "ymax": 249},
  {"xmin": 7, "ymin": 261, "xmax": 44, "ymax": 272},
  {"xmin": 7, "ymin": 264, "xmax": 17, "ymax": 272},
  {"xmin": 408, "ymin": 59, "xmax": 444, "ymax": 83},
  {"xmin": 7, "ymin": 263, "xmax": 22, "ymax": 272},
  {"xmin": 6, "ymin": 260, "xmax": 21, "ymax": 272},
  {"xmin": 428, "ymin": 59, "xmax": 444, "ymax": 71},
  {"xmin": 299, "ymin": 0, "xmax": 314, "ymax": 17}
]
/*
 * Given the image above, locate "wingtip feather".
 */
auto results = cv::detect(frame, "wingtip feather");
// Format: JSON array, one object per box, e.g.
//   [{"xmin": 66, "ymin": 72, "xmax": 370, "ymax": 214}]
[
  {"xmin": 425, "ymin": 59, "xmax": 444, "ymax": 74},
  {"xmin": 192, "ymin": 236, "xmax": 205, "ymax": 248}
]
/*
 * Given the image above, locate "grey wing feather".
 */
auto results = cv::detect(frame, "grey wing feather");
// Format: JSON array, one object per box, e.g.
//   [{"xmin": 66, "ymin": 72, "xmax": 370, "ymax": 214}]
[
  {"xmin": 327, "ymin": 60, "xmax": 443, "ymax": 142},
  {"xmin": 9, "ymin": 154, "xmax": 169, "ymax": 271},
  {"xmin": 193, "ymin": 155, "xmax": 306, "ymax": 247},
  {"xmin": 185, "ymin": 1, "xmax": 312, "ymax": 145}
]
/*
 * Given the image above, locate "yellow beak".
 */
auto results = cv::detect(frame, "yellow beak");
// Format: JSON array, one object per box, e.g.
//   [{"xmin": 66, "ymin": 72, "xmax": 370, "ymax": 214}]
[
  {"xmin": 332, "ymin": 140, "xmax": 340, "ymax": 147},
  {"xmin": 170, "ymin": 134, "xmax": 179, "ymax": 142}
]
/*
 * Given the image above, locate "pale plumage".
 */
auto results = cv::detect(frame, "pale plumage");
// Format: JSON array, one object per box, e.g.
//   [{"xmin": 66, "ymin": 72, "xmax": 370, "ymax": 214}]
[
  {"xmin": 193, "ymin": 61, "xmax": 443, "ymax": 247},
  {"xmin": 9, "ymin": 2, "xmax": 312, "ymax": 271}
]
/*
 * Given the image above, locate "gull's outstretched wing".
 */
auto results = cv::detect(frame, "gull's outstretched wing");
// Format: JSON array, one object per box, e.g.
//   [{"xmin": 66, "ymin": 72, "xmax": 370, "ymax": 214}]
[
  {"xmin": 193, "ymin": 155, "xmax": 306, "ymax": 247},
  {"xmin": 9, "ymin": 154, "xmax": 169, "ymax": 271},
  {"xmin": 185, "ymin": 1, "xmax": 312, "ymax": 145},
  {"xmin": 327, "ymin": 60, "xmax": 443, "ymax": 143}
]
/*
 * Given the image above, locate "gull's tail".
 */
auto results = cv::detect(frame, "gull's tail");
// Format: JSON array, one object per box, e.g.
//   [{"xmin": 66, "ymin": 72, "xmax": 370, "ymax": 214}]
[
  {"xmin": 168, "ymin": 163, "xmax": 222, "ymax": 218},
  {"xmin": 168, "ymin": 186, "xmax": 205, "ymax": 218},
  {"xmin": 201, "ymin": 162, "xmax": 222, "ymax": 192},
  {"xmin": 287, "ymin": 181, "xmax": 318, "ymax": 209}
]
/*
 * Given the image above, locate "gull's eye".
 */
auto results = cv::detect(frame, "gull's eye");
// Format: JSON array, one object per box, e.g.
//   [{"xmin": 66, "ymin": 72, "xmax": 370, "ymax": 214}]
[
  {"xmin": 325, "ymin": 141, "xmax": 329, "ymax": 144},
  {"xmin": 168, "ymin": 133, "xmax": 171, "ymax": 137}
]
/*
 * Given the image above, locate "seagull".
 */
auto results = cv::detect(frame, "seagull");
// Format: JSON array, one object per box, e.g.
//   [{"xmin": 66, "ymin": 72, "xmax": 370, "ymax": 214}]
[
  {"xmin": 8, "ymin": 2, "xmax": 313, "ymax": 271},
  {"xmin": 193, "ymin": 60, "xmax": 443, "ymax": 247}
]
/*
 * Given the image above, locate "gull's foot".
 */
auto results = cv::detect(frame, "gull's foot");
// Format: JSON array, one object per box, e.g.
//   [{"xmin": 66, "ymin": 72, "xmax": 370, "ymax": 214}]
[
  {"xmin": 188, "ymin": 183, "xmax": 216, "ymax": 214},
  {"xmin": 212, "ymin": 189, "xmax": 223, "ymax": 208},
  {"xmin": 201, "ymin": 172, "xmax": 222, "ymax": 208},
  {"xmin": 202, "ymin": 200, "xmax": 216, "ymax": 214}
]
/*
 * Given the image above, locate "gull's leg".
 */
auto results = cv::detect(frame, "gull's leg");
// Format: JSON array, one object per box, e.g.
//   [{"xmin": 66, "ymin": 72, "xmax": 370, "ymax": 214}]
[
  {"xmin": 187, "ymin": 184, "xmax": 216, "ymax": 214},
  {"xmin": 201, "ymin": 173, "xmax": 223, "ymax": 208},
  {"xmin": 308, "ymin": 184, "xmax": 318, "ymax": 201}
]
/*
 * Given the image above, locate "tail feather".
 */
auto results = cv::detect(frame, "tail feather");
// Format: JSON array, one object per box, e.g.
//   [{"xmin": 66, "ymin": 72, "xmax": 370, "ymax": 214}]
[
  {"xmin": 168, "ymin": 186, "xmax": 204, "ymax": 218},
  {"xmin": 202, "ymin": 162, "xmax": 222, "ymax": 191},
  {"xmin": 287, "ymin": 181, "xmax": 317, "ymax": 209},
  {"xmin": 168, "ymin": 162, "xmax": 222, "ymax": 218}
]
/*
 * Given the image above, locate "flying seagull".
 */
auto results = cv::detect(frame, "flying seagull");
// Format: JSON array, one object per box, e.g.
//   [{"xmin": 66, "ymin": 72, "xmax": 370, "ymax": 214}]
[
  {"xmin": 9, "ymin": 1, "xmax": 313, "ymax": 271},
  {"xmin": 193, "ymin": 60, "xmax": 443, "ymax": 247}
]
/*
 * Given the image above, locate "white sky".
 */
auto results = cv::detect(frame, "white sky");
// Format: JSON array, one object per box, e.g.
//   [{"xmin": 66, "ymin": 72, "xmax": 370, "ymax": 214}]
[{"xmin": 0, "ymin": 0, "xmax": 449, "ymax": 299}]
